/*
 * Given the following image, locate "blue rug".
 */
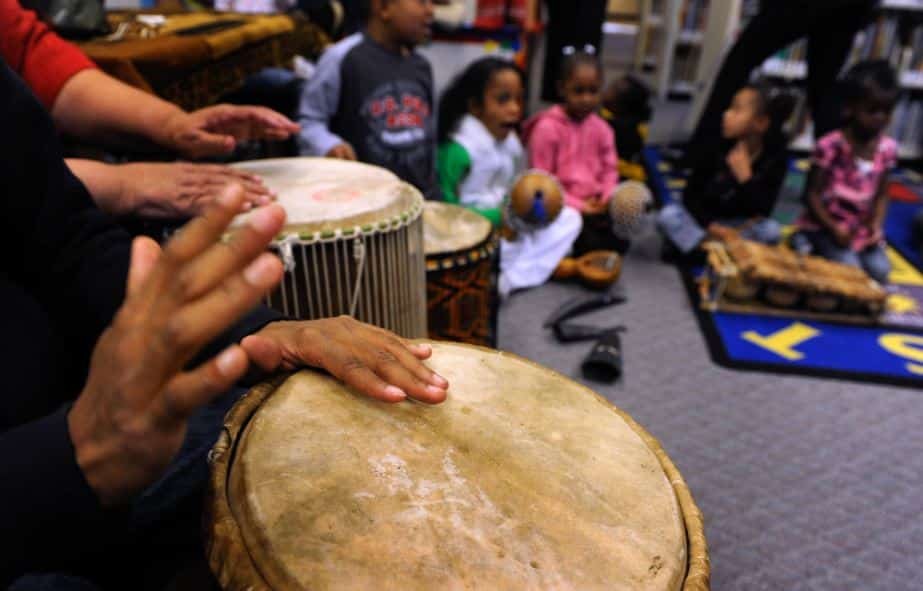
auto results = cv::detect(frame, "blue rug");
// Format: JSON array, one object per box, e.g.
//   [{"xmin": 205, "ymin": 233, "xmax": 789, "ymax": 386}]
[
  {"xmin": 648, "ymin": 146, "xmax": 923, "ymax": 387},
  {"xmin": 885, "ymin": 199, "xmax": 923, "ymax": 271}
]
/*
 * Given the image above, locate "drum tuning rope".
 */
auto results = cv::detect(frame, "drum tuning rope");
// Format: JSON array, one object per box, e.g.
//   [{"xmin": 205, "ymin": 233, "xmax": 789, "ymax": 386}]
[
  {"xmin": 349, "ymin": 235, "xmax": 367, "ymax": 317},
  {"xmin": 275, "ymin": 234, "xmax": 300, "ymax": 273}
]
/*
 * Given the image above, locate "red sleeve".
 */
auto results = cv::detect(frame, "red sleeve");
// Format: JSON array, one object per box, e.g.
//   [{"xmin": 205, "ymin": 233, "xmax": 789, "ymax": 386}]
[{"xmin": 0, "ymin": 0, "xmax": 97, "ymax": 109}]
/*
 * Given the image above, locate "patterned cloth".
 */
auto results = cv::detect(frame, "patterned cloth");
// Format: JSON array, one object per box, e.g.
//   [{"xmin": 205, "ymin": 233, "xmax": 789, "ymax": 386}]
[{"xmin": 796, "ymin": 130, "xmax": 898, "ymax": 252}]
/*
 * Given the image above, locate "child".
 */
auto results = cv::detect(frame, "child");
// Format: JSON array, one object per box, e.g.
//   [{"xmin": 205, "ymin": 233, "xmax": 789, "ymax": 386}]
[
  {"xmin": 524, "ymin": 49, "xmax": 620, "ymax": 256},
  {"xmin": 297, "ymin": 0, "xmax": 439, "ymax": 200},
  {"xmin": 792, "ymin": 60, "xmax": 899, "ymax": 284},
  {"xmin": 601, "ymin": 74, "xmax": 652, "ymax": 181},
  {"xmin": 658, "ymin": 82, "xmax": 795, "ymax": 253},
  {"xmin": 436, "ymin": 57, "xmax": 582, "ymax": 298}
]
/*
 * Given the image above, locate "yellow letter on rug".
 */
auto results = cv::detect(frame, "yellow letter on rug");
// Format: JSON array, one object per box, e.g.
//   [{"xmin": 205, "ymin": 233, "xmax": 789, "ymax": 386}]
[
  {"xmin": 742, "ymin": 322, "xmax": 821, "ymax": 361},
  {"xmin": 878, "ymin": 334, "xmax": 923, "ymax": 375}
]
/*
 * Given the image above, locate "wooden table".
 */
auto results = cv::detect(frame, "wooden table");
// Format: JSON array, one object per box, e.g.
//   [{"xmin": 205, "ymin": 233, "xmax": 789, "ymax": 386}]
[{"xmin": 80, "ymin": 11, "xmax": 328, "ymax": 111}]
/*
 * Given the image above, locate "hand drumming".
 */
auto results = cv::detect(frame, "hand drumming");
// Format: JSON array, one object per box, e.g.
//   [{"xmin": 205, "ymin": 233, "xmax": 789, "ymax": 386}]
[
  {"xmin": 68, "ymin": 186, "xmax": 286, "ymax": 506},
  {"xmin": 116, "ymin": 162, "xmax": 275, "ymax": 218},
  {"xmin": 67, "ymin": 186, "xmax": 448, "ymax": 506},
  {"xmin": 163, "ymin": 105, "xmax": 301, "ymax": 159}
]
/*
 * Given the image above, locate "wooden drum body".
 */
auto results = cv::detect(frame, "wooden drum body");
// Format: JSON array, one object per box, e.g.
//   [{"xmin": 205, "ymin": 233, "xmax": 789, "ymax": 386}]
[
  {"xmin": 206, "ymin": 343, "xmax": 709, "ymax": 591},
  {"xmin": 232, "ymin": 158, "xmax": 427, "ymax": 338},
  {"xmin": 423, "ymin": 203, "xmax": 498, "ymax": 347}
]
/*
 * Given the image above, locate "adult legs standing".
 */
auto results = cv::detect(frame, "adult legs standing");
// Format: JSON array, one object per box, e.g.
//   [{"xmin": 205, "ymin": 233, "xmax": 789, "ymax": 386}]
[
  {"xmin": 683, "ymin": 3, "xmax": 809, "ymax": 166},
  {"xmin": 806, "ymin": 2, "xmax": 878, "ymax": 137},
  {"xmin": 540, "ymin": 0, "xmax": 607, "ymax": 102}
]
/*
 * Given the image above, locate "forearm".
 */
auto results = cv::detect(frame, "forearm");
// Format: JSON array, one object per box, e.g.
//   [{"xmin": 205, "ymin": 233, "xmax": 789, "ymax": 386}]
[
  {"xmin": 296, "ymin": 119, "xmax": 344, "ymax": 156},
  {"xmin": 1, "ymin": 407, "xmax": 111, "ymax": 583},
  {"xmin": 65, "ymin": 159, "xmax": 130, "ymax": 215},
  {"xmin": 52, "ymin": 69, "xmax": 183, "ymax": 150},
  {"xmin": 474, "ymin": 206, "xmax": 502, "ymax": 227},
  {"xmin": 808, "ymin": 192, "xmax": 843, "ymax": 234},
  {"xmin": 869, "ymin": 179, "xmax": 890, "ymax": 228},
  {"xmin": 599, "ymin": 140, "xmax": 619, "ymax": 203}
]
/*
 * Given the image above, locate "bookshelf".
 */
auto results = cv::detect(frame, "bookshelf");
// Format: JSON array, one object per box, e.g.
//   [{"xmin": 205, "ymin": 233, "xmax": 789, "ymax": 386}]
[
  {"xmin": 759, "ymin": 2, "xmax": 923, "ymax": 159},
  {"xmin": 676, "ymin": 0, "xmax": 922, "ymax": 160},
  {"xmin": 632, "ymin": 0, "xmax": 739, "ymax": 100}
]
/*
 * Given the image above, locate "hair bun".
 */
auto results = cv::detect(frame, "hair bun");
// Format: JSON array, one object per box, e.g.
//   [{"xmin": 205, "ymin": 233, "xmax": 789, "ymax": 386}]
[{"xmin": 562, "ymin": 44, "xmax": 596, "ymax": 57}]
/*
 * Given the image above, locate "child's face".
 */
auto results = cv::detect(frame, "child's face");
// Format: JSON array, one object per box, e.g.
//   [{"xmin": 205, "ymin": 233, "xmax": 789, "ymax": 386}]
[
  {"xmin": 379, "ymin": 0, "xmax": 434, "ymax": 46},
  {"xmin": 472, "ymin": 69, "xmax": 524, "ymax": 141},
  {"xmin": 722, "ymin": 88, "xmax": 768, "ymax": 140},
  {"xmin": 560, "ymin": 64, "xmax": 601, "ymax": 121},
  {"xmin": 848, "ymin": 87, "xmax": 897, "ymax": 141}
]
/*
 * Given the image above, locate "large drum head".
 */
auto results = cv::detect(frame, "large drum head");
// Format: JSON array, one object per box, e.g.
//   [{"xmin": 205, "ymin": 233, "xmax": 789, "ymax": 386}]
[
  {"xmin": 231, "ymin": 158, "xmax": 419, "ymax": 234},
  {"xmin": 423, "ymin": 202, "xmax": 492, "ymax": 256},
  {"xmin": 208, "ymin": 343, "xmax": 699, "ymax": 590}
]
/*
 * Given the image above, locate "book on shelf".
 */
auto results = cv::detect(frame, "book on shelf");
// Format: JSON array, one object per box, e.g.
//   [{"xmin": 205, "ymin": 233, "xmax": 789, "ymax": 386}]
[
  {"xmin": 889, "ymin": 97, "xmax": 923, "ymax": 151},
  {"xmin": 679, "ymin": 0, "xmax": 709, "ymax": 32},
  {"xmin": 845, "ymin": 17, "xmax": 923, "ymax": 85}
]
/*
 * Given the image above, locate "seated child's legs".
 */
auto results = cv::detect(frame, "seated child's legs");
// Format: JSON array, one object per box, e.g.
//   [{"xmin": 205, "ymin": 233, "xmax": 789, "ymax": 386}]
[
  {"xmin": 860, "ymin": 244, "xmax": 890, "ymax": 284},
  {"xmin": 656, "ymin": 202, "xmax": 706, "ymax": 253},
  {"xmin": 573, "ymin": 213, "xmax": 630, "ymax": 256},
  {"xmin": 740, "ymin": 218, "xmax": 782, "ymax": 245},
  {"xmin": 801, "ymin": 230, "xmax": 863, "ymax": 268},
  {"xmin": 499, "ymin": 207, "xmax": 583, "ymax": 297}
]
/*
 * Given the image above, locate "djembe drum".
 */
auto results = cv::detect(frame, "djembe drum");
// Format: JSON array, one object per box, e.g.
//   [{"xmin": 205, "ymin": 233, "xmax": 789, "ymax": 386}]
[
  {"xmin": 423, "ymin": 203, "xmax": 498, "ymax": 347},
  {"xmin": 231, "ymin": 158, "xmax": 427, "ymax": 338},
  {"xmin": 206, "ymin": 343, "xmax": 710, "ymax": 591}
]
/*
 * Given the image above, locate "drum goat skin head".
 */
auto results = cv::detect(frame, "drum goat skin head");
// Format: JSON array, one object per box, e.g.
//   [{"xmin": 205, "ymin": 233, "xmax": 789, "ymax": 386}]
[{"xmin": 209, "ymin": 343, "xmax": 692, "ymax": 591}]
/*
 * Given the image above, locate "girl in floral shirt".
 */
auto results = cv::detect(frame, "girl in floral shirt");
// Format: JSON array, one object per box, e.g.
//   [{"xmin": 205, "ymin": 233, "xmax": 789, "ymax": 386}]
[{"xmin": 793, "ymin": 60, "xmax": 900, "ymax": 283}]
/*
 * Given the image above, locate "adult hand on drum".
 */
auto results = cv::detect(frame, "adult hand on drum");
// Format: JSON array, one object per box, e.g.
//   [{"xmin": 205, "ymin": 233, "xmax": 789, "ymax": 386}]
[
  {"xmin": 67, "ymin": 186, "xmax": 286, "ymax": 506},
  {"xmin": 240, "ymin": 318, "xmax": 449, "ymax": 404},
  {"xmin": 162, "ymin": 104, "xmax": 301, "ymax": 159},
  {"xmin": 325, "ymin": 142, "xmax": 358, "ymax": 161},
  {"xmin": 100, "ymin": 162, "xmax": 275, "ymax": 218}
]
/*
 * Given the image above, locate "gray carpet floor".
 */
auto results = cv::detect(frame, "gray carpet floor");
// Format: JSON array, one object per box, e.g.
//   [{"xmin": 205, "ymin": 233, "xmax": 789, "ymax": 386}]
[{"xmin": 497, "ymin": 231, "xmax": 923, "ymax": 590}]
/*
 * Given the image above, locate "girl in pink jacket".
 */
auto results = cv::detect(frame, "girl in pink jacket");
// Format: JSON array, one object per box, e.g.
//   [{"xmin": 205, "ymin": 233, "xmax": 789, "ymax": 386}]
[{"xmin": 524, "ymin": 49, "xmax": 621, "ymax": 254}]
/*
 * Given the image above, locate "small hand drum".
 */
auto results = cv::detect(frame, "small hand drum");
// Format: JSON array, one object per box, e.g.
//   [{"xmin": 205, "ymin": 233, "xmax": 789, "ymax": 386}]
[
  {"xmin": 506, "ymin": 170, "xmax": 564, "ymax": 233},
  {"xmin": 609, "ymin": 180, "xmax": 654, "ymax": 240}
]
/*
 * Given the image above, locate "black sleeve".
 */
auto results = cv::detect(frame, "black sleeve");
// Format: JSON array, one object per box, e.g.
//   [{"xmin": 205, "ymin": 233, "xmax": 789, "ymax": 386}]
[
  {"xmin": 0, "ymin": 61, "xmax": 130, "ymax": 582},
  {"xmin": 725, "ymin": 149, "xmax": 789, "ymax": 220},
  {"xmin": 682, "ymin": 154, "xmax": 720, "ymax": 225},
  {"xmin": 683, "ymin": 148, "xmax": 788, "ymax": 224},
  {"xmin": 0, "ymin": 62, "xmax": 281, "ymax": 582}
]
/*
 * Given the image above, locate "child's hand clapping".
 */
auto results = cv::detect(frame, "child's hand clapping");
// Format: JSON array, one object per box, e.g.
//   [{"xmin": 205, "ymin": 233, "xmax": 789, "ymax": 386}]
[{"xmin": 726, "ymin": 142, "xmax": 753, "ymax": 184}]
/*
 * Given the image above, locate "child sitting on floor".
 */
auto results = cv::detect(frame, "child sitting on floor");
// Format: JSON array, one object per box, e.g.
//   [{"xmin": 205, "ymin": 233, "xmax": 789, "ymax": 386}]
[
  {"xmin": 658, "ymin": 82, "xmax": 795, "ymax": 253},
  {"xmin": 791, "ymin": 60, "xmax": 900, "ymax": 284},
  {"xmin": 601, "ymin": 74, "xmax": 652, "ymax": 182},
  {"xmin": 523, "ymin": 48, "xmax": 620, "ymax": 256},
  {"xmin": 297, "ymin": 0, "xmax": 439, "ymax": 199},
  {"xmin": 437, "ymin": 56, "xmax": 582, "ymax": 298}
]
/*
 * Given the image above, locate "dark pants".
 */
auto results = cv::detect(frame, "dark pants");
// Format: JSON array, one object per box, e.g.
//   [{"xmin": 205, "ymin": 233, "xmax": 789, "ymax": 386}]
[
  {"xmin": 573, "ymin": 213, "xmax": 631, "ymax": 256},
  {"xmin": 684, "ymin": 0, "xmax": 877, "ymax": 165},
  {"xmin": 541, "ymin": 0, "xmax": 607, "ymax": 102}
]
